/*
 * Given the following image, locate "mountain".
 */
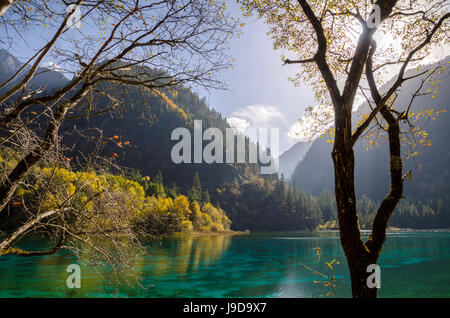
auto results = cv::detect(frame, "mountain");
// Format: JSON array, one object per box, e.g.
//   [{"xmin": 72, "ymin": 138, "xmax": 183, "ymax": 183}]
[
  {"xmin": 293, "ymin": 56, "xmax": 450, "ymax": 202},
  {"xmin": 0, "ymin": 50, "xmax": 256, "ymax": 194},
  {"xmin": 0, "ymin": 49, "xmax": 23, "ymax": 75},
  {"xmin": 61, "ymin": 83, "xmax": 252, "ymax": 193},
  {"xmin": 277, "ymin": 141, "xmax": 310, "ymax": 180},
  {"xmin": 0, "ymin": 49, "xmax": 69, "ymax": 94}
]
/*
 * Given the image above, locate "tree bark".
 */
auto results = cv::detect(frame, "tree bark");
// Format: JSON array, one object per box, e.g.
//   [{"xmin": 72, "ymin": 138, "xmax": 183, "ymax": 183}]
[
  {"xmin": 366, "ymin": 108, "xmax": 403, "ymax": 260},
  {"xmin": 332, "ymin": 102, "xmax": 378, "ymax": 298},
  {"xmin": 332, "ymin": 103, "xmax": 404, "ymax": 298},
  {"xmin": 364, "ymin": 44, "xmax": 405, "ymax": 261},
  {"xmin": 0, "ymin": 208, "xmax": 68, "ymax": 256},
  {"xmin": 0, "ymin": 1, "xmax": 80, "ymax": 105},
  {"xmin": 0, "ymin": 0, "xmax": 13, "ymax": 17}
]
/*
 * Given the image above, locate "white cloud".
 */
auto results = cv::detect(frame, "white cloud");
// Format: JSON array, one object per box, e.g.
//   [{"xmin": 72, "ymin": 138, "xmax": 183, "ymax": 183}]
[
  {"xmin": 226, "ymin": 117, "xmax": 250, "ymax": 133},
  {"xmin": 287, "ymin": 105, "xmax": 334, "ymax": 142},
  {"xmin": 229, "ymin": 104, "xmax": 287, "ymax": 129},
  {"xmin": 226, "ymin": 105, "xmax": 287, "ymax": 157},
  {"xmin": 287, "ymin": 118, "xmax": 314, "ymax": 142}
]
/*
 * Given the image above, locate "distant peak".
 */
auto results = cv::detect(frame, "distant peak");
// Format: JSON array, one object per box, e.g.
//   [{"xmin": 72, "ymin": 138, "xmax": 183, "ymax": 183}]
[{"xmin": 0, "ymin": 49, "xmax": 23, "ymax": 74}]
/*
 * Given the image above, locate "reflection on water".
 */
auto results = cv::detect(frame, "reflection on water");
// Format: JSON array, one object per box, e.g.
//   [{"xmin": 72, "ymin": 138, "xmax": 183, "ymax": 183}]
[
  {"xmin": 173, "ymin": 234, "xmax": 231, "ymax": 274},
  {"xmin": 0, "ymin": 231, "xmax": 449, "ymax": 298},
  {"xmin": 140, "ymin": 234, "xmax": 231, "ymax": 278}
]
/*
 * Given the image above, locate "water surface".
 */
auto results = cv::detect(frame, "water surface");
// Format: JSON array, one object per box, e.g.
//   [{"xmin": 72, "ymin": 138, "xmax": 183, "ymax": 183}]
[{"xmin": 0, "ymin": 231, "xmax": 449, "ymax": 298}]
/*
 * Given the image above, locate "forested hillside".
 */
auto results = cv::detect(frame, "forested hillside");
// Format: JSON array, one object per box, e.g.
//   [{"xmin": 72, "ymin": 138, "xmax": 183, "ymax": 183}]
[
  {"xmin": 0, "ymin": 50, "xmax": 257, "ymax": 195},
  {"xmin": 292, "ymin": 57, "xmax": 450, "ymax": 229},
  {"xmin": 61, "ymin": 81, "xmax": 251, "ymax": 193}
]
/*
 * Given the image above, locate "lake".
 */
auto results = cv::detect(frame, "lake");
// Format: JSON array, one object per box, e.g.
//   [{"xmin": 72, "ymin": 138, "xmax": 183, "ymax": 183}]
[{"xmin": 0, "ymin": 231, "xmax": 449, "ymax": 298}]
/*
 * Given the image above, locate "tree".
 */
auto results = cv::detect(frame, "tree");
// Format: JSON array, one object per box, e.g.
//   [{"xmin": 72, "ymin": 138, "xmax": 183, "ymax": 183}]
[
  {"xmin": 0, "ymin": 0, "xmax": 237, "ymax": 258},
  {"xmin": 204, "ymin": 189, "xmax": 211, "ymax": 203},
  {"xmin": 240, "ymin": 0, "xmax": 449, "ymax": 297},
  {"xmin": 189, "ymin": 201, "xmax": 202, "ymax": 230},
  {"xmin": 174, "ymin": 195, "xmax": 192, "ymax": 221},
  {"xmin": 0, "ymin": 142, "xmax": 148, "ymax": 291},
  {"xmin": 168, "ymin": 183, "xmax": 180, "ymax": 199},
  {"xmin": 188, "ymin": 171, "xmax": 202, "ymax": 203},
  {"xmin": 148, "ymin": 171, "xmax": 165, "ymax": 197},
  {"xmin": 0, "ymin": 0, "xmax": 13, "ymax": 17}
]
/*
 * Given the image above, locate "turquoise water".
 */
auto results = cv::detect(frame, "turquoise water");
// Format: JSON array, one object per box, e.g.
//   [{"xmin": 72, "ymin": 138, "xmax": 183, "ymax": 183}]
[{"xmin": 0, "ymin": 231, "xmax": 449, "ymax": 298}]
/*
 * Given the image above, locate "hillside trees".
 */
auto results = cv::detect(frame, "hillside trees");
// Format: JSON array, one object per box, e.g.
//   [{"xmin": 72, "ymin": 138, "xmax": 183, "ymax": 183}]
[{"xmin": 0, "ymin": 0, "xmax": 237, "ymax": 258}]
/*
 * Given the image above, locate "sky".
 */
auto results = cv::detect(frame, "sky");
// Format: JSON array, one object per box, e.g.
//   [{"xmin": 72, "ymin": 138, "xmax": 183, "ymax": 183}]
[
  {"xmin": 206, "ymin": 2, "xmax": 450, "ymax": 156},
  {"xmin": 206, "ymin": 2, "xmax": 317, "ymax": 156},
  {"xmin": 1, "ymin": 1, "xmax": 315, "ymax": 156},
  {"xmin": 2, "ymin": 1, "xmax": 448, "ymax": 156}
]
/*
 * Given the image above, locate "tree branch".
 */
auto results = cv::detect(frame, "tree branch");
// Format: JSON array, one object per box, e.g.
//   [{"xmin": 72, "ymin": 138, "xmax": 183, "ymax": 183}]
[
  {"xmin": 0, "ymin": 0, "xmax": 13, "ymax": 17},
  {"xmin": 352, "ymin": 12, "xmax": 450, "ymax": 144},
  {"xmin": 341, "ymin": 0, "xmax": 397, "ymax": 107},
  {"xmin": 296, "ymin": 0, "xmax": 341, "ymax": 106},
  {"xmin": 0, "ymin": 208, "xmax": 69, "ymax": 254}
]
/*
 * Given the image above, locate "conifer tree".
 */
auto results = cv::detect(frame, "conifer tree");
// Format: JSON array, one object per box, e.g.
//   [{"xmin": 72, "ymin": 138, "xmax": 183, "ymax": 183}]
[
  {"xmin": 204, "ymin": 189, "xmax": 211, "ymax": 203},
  {"xmin": 188, "ymin": 172, "xmax": 202, "ymax": 203}
]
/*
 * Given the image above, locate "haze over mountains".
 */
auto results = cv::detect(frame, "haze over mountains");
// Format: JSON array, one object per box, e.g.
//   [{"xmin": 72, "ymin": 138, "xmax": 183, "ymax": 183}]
[
  {"xmin": 292, "ymin": 56, "xmax": 450, "ymax": 203},
  {"xmin": 277, "ymin": 141, "xmax": 310, "ymax": 180}
]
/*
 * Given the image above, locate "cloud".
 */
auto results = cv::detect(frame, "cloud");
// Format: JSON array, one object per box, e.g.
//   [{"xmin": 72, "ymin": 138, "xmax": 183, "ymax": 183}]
[
  {"xmin": 228, "ymin": 104, "xmax": 287, "ymax": 129},
  {"xmin": 287, "ymin": 105, "xmax": 334, "ymax": 142},
  {"xmin": 287, "ymin": 118, "xmax": 315, "ymax": 142},
  {"xmin": 226, "ymin": 105, "xmax": 287, "ymax": 157},
  {"xmin": 226, "ymin": 117, "xmax": 251, "ymax": 133}
]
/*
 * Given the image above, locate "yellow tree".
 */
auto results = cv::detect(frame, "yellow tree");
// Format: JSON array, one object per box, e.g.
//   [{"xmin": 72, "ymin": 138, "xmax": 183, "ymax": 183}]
[
  {"xmin": 0, "ymin": 0, "xmax": 237, "ymax": 247},
  {"xmin": 174, "ymin": 195, "xmax": 192, "ymax": 221},
  {"xmin": 0, "ymin": 1, "xmax": 238, "ymax": 278},
  {"xmin": 240, "ymin": 0, "xmax": 449, "ymax": 297}
]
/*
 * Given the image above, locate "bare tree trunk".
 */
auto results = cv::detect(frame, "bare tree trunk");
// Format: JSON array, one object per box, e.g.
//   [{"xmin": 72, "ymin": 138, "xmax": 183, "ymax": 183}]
[
  {"xmin": 332, "ymin": 103, "xmax": 378, "ymax": 298},
  {"xmin": 332, "ymin": 99, "xmax": 404, "ymax": 297},
  {"xmin": 0, "ymin": 84, "xmax": 89, "ymax": 212},
  {"xmin": 364, "ymin": 48, "xmax": 405, "ymax": 262},
  {"xmin": 0, "ymin": 0, "xmax": 13, "ymax": 17},
  {"xmin": 366, "ymin": 108, "xmax": 404, "ymax": 260}
]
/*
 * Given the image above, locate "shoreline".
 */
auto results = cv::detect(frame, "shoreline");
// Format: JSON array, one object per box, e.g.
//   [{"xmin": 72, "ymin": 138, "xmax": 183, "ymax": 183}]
[
  {"xmin": 316, "ymin": 227, "xmax": 450, "ymax": 233},
  {"xmin": 172, "ymin": 230, "xmax": 250, "ymax": 237}
]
